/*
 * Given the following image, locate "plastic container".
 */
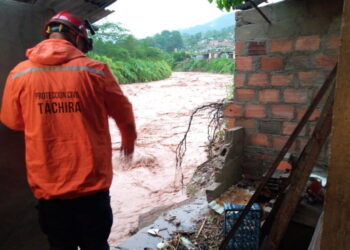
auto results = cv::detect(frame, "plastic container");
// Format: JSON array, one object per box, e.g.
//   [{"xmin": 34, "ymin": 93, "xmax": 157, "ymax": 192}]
[{"xmin": 224, "ymin": 203, "xmax": 261, "ymax": 250}]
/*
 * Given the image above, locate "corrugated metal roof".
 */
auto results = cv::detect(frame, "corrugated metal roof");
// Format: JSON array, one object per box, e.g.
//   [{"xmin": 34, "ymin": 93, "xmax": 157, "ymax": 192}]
[{"xmin": 12, "ymin": 0, "xmax": 117, "ymax": 23}]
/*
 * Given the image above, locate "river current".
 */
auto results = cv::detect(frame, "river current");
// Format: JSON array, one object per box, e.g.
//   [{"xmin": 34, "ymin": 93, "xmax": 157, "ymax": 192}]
[{"xmin": 108, "ymin": 72, "xmax": 232, "ymax": 245}]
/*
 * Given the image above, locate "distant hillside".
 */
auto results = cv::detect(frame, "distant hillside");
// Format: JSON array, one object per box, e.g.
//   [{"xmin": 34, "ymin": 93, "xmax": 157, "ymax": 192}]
[{"xmin": 179, "ymin": 13, "xmax": 235, "ymax": 35}]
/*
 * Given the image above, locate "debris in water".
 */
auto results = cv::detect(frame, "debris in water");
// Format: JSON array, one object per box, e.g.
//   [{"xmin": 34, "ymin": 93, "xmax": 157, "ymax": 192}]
[
  {"xmin": 147, "ymin": 228, "xmax": 161, "ymax": 237},
  {"xmin": 108, "ymin": 73, "xmax": 229, "ymax": 244},
  {"xmin": 180, "ymin": 236, "xmax": 195, "ymax": 249},
  {"xmin": 175, "ymin": 101, "xmax": 225, "ymax": 189},
  {"xmin": 156, "ymin": 240, "xmax": 172, "ymax": 249},
  {"xmin": 208, "ymin": 200, "xmax": 224, "ymax": 214},
  {"xmin": 195, "ymin": 217, "xmax": 207, "ymax": 239},
  {"xmin": 164, "ymin": 215, "xmax": 176, "ymax": 222}
]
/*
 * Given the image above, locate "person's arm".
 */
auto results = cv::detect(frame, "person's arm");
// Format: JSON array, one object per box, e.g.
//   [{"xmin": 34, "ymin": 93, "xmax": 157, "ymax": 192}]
[
  {"xmin": 0, "ymin": 73, "xmax": 24, "ymax": 131},
  {"xmin": 102, "ymin": 65, "xmax": 137, "ymax": 156}
]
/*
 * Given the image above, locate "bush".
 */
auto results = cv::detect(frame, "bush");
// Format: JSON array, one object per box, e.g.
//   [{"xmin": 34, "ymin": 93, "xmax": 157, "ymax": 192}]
[
  {"xmin": 89, "ymin": 53, "xmax": 172, "ymax": 84},
  {"xmin": 175, "ymin": 58, "xmax": 234, "ymax": 74}
]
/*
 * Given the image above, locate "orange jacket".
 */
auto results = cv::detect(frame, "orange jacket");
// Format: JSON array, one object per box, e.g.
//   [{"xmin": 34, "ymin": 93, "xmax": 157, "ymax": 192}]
[{"xmin": 0, "ymin": 39, "xmax": 137, "ymax": 199}]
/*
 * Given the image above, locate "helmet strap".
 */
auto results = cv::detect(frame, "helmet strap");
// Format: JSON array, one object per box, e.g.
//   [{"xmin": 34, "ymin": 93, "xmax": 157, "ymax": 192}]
[{"xmin": 46, "ymin": 23, "xmax": 92, "ymax": 53}]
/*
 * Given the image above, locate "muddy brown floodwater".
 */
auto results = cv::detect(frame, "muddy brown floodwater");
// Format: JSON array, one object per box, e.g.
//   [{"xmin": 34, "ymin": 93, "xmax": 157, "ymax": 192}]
[{"xmin": 107, "ymin": 72, "xmax": 232, "ymax": 246}]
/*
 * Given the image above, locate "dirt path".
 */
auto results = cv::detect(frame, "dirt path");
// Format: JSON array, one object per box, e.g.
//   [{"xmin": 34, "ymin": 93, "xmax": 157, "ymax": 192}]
[{"xmin": 107, "ymin": 72, "xmax": 232, "ymax": 245}]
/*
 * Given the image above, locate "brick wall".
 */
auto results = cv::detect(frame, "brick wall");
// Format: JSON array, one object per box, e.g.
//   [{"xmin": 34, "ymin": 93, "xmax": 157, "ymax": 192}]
[{"xmin": 225, "ymin": 0, "xmax": 343, "ymax": 178}]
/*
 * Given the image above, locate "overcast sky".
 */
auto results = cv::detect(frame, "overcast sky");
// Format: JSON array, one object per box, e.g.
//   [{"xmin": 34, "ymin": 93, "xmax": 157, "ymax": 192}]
[{"xmin": 101, "ymin": 0, "xmax": 228, "ymax": 38}]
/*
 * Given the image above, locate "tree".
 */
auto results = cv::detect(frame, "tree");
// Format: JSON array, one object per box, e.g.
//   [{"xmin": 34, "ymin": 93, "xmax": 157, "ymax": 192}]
[
  {"xmin": 208, "ymin": 0, "xmax": 245, "ymax": 11},
  {"xmin": 93, "ymin": 22, "xmax": 129, "ymax": 43},
  {"xmin": 150, "ymin": 30, "xmax": 184, "ymax": 52}
]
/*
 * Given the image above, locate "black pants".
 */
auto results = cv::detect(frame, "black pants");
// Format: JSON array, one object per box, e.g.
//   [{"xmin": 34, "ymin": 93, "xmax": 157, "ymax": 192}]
[{"xmin": 37, "ymin": 191, "xmax": 113, "ymax": 250}]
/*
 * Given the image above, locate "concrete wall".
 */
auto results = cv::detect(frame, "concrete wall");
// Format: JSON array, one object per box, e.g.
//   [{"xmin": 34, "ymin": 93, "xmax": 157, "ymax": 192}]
[
  {"xmin": 0, "ymin": 1, "xmax": 53, "ymax": 249},
  {"xmin": 225, "ymin": 0, "xmax": 342, "ymax": 178},
  {"xmin": 206, "ymin": 127, "xmax": 244, "ymax": 201}
]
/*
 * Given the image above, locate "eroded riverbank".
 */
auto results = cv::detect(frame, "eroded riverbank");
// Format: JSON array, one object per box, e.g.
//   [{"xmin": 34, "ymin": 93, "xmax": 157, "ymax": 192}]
[{"xmin": 108, "ymin": 72, "xmax": 232, "ymax": 245}]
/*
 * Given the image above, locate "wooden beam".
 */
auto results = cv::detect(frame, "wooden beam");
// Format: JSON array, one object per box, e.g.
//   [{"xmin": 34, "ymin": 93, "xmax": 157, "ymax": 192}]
[
  {"xmin": 261, "ymin": 86, "xmax": 334, "ymax": 250},
  {"xmin": 219, "ymin": 66, "xmax": 337, "ymax": 250},
  {"xmin": 321, "ymin": 1, "xmax": 350, "ymax": 249}
]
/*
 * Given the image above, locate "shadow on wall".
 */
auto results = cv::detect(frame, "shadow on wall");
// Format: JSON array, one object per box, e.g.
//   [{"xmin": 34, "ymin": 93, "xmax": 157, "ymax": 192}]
[{"xmin": 0, "ymin": 1, "xmax": 53, "ymax": 249}]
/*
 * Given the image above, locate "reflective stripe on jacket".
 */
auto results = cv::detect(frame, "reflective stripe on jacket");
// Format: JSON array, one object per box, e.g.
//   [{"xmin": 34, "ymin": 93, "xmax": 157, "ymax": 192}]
[{"xmin": 0, "ymin": 39, "xmax": 137, "ymax": 199}]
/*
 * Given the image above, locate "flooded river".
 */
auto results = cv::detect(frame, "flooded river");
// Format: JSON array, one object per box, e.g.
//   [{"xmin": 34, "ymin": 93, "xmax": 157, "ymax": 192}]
[{"xmin": 108, "ymin": 72, "xmax": 232, "ymax": 245}]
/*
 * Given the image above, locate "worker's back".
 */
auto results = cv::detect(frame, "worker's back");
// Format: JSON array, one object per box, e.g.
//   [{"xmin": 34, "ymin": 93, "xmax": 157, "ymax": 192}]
[{"xmin": 1, "ymin": 38, "xmax": 134, "ymax": 199}]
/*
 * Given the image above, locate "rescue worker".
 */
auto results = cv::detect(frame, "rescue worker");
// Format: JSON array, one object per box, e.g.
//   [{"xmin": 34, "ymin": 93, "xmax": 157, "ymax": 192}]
[{"xmin": 0, "ymin": 11, "xmax": 137, "ymax": 250}]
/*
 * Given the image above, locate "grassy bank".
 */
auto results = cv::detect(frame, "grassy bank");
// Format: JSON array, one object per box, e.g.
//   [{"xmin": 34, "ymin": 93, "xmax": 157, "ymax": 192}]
[
  {"xmin": 174, "ymin": 58, "xmax": 234, "ymax": 74},
  {"xmin": 89, "ymin": 54, "xmax": 172, "ymax": 84}
]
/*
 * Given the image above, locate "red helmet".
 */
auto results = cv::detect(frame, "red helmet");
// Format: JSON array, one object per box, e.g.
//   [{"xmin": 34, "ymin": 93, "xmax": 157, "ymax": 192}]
[{"xmin": 44, "ymin": 11, "xmax": 93, "ymax": 52}]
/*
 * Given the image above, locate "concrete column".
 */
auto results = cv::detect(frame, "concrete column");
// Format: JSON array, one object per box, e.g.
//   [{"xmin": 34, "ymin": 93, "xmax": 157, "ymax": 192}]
[
  {"xmin": 322, "ymin": 0, "xmax": 350, "ymax": 248},
  {"xmin": 0, "ymin": 1, "xmax": 53, "ymax": 249}
]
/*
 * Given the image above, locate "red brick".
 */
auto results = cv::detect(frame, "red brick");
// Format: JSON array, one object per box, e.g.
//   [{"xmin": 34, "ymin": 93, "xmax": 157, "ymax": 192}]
[
  {"xmin": 271, "ymin": 74, "xmax": 293, "ymax": 86},
  {"xmin": 272, "ymin": 136, "xmax": 296, "ymax": 150},
  {"xmin": 235, "ymin": 89, "xmax": 256, "ymax": 102},
  {"xmin": 326, "ymin": 36, "xmax": 340, "ymax": 49},
  {"xmin": 235, "ymin": 119, "xmax": 257, "ymax": 133},
  {"xmin": 248, "ymin": 41, "xmax": 266, "ymax": 55},
  {"xmin": 284, "ymin": 89, "xmax": 308, "ymax": 103},
  {"xmin": 298, "ymin": 71, "xmax": 323, "ymax": 86},
  {"xmin": 236, "ymin": 56, "xmax": 253, "ymax": 71},
  {"xmin": 248, "ymin": 73, "xmax": 268, "ymax": 86},
  {"xmin": 224, "ymin": 104, "xmax": 243, "ymax": 117},
  {"xmin": 246, "ymin": 104, "xmax": 266, "ymax": 118},
  {"xmin": 235, "ymin": 73, "xmax": 246, "ymax": 87},
  {"xmin": 282, "ymin": 122, "xmax": 306, "ymax": 136},
  {"xmin": 296, "ymin": 35, "xmax": 320, "ymax": 50},
  {"xmin": 251, "ymin": 133, "xmax": 269, "ymax": 147},
  {"xmin": 235, "ymin": 42, "xmax": 244, "ymax": 56},
  {"xmin": 260, "ymin": 120, "xmax": 282, "ymax": 134},
  {"xmin": 315, "ymin": 54, "xmax": 338, "ymax": 69},
  {"xmin": 225, "ymin": 118, "xmax": 235, "ymax": 129},
  {"xmin": 261, "ymin": 57, "xmax": 283, "ymax": 71},
  {"xmin": 259, "ymin": 89, "xmax": 280, "ymax": 102},
  {"xmin": 297, "ymin": 108, "xmax": 321, "ymax": 121},
  {"xmin": 270, "ymin": 39, "xmax": 293, "ymax": 53},
  {"xmin": 271, "ymin": 105, "xmax": 295, "ymax": 119}
]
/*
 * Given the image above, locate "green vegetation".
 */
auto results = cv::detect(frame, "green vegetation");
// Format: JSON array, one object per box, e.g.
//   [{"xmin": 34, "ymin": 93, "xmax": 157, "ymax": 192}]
[
  {"xmin": 145, "ymin": 26, "xmax": 234, "ymax": 72},
  {"xmin": 182, "ymin": 26, "xmax": 234, "ymax": 53},
  {"xmin": 175, "ymin": 58, "xmax": 234, "ymax": 74},
  {"xmin": 89, "ymin": 54, "xmax": 171, "ymax": 84},
  {"xmin": 89, "ymin": 20, "xmax": 234, "ymax": 84},
  {"xmin": 225, "ymin": 80, "xmax": 234, "ymax": 101},
  {"xmin": 208, "ymin": 0, "xmax": 245, "ymax": 11},
  {"xmin": 146, "ymin": 30, "xmax": 184, "ymax": 52},
  {"xmin": 88, "ymin": 22, "xmax": 171, "ymax": 84}
]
